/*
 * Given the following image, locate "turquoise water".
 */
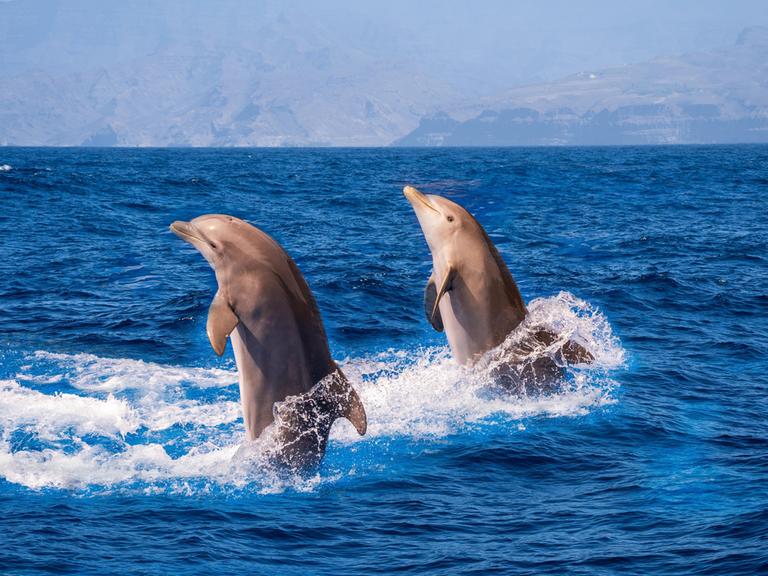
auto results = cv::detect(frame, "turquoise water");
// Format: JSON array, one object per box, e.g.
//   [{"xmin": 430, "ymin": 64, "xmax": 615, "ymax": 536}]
[{"xmin": 0, "ymin": 146, "xmax": 766, "ymax": 574}]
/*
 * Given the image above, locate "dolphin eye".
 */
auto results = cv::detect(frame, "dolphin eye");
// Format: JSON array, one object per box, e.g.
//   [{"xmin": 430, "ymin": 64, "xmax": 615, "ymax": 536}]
[{"xmin": 447, "ymin": 215, "xmax": 454, "ymax": 222}]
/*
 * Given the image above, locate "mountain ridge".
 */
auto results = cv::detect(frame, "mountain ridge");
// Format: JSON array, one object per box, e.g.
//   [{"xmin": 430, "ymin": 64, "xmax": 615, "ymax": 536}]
[
  {"xmin": 396, "ymin": 26, "xmax": 768, "ymax": 146},
  {"xmin": 1, "ymin": 0, "xmax": 766, "ymax": 147}
]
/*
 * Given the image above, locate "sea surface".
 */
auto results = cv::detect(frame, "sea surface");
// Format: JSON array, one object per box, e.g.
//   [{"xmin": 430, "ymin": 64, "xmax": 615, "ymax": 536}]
[{"xmin": 0, "ymin": 146, "xmax": 766, "ymax": 575}]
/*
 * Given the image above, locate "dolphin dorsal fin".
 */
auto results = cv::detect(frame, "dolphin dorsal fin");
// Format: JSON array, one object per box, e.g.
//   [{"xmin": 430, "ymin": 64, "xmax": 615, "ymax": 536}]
[
  {"xmin": 207, "ymin": 291, "xmax": 239, "ymax": 356},
  {"xmin": 473, "ymin": 220, "xmax": 527, "ymax": 321}
]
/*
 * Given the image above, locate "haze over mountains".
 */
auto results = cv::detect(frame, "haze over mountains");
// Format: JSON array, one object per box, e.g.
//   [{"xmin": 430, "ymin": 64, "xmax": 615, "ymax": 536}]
[
  {"xmin": 399, "ymin": 27, "xmax": 768, "ymax": 146},
  {"xmin": 1, "ymin": 0, "xmax": 767, "ymax": 146}
]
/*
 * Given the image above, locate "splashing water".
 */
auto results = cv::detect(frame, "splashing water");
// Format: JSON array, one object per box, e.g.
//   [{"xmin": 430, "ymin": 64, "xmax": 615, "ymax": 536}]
[{"xmin": 0, "ymin": 293, "xmax": 623, "ymax": 494}]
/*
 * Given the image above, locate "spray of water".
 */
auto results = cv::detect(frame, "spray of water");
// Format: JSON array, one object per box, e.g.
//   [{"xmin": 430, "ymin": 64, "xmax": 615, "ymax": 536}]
[{"xmin": 0, "ymin": 293, "xmax": 624, "ymax": 494}]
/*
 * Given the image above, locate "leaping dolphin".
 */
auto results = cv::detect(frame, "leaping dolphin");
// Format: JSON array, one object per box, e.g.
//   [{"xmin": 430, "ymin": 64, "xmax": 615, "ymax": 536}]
[
  {"xmin": 403, "ymin": 186, "xmax": 592, "ymax": 387},
  {"xmin": 170, "ymin": 214, "xmax": 366, "ymax": 467}
]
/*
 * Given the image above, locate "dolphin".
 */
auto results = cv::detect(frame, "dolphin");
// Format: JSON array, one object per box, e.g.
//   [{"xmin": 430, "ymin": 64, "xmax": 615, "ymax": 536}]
[
  {"xmin": 170, "ymin": 214, "xmax": 366, "ymax": 467},
  {"xmin": 403, "ymin": 186, "xmax": 592, "ymax": 387}
]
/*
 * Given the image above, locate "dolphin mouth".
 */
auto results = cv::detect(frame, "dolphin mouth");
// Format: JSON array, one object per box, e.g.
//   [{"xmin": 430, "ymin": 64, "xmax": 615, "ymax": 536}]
[
  {"xmin": 403, "ymin": 185, "xmax": 440, "ymax": 214},
  {"xmin": 170, "ymin": 220, "xmax": 206, "ymax": 244}
]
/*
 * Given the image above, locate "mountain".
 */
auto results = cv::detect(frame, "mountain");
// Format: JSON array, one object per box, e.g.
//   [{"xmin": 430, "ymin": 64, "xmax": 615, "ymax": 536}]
[
  {"xmin": 1, "ymin": 0, "xmax": 767, "ymax": 147},
  {"xmin": 396, "ymin": 27, "xmax": 768, "ymax": 146},
  {"xmin": 0, "ymin": 0, "xmax": 473, "ymax": 147}
]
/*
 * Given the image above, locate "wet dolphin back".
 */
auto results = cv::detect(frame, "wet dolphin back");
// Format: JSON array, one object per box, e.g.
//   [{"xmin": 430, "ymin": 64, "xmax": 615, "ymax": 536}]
[
  {"xmin": 239, "ymin": 224, "xmax": 337, "ymax": 384},
  {"xmin": 282, "ymin": 254, "xmax": 337, "ymax": 384},
  {"xmin": 469, "ymin": 212, "xmax": 527, "ymax": 323}
]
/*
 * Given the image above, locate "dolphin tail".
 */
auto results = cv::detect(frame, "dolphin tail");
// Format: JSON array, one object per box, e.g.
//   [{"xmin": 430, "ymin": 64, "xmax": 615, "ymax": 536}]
[
  {"xmin": 534, "ymin": 329, "xmax": 594, "ymax": 365},
  {"xmin": 561, "ymin": 339, "xmax": 594, "ymax": 364},
  {"xmin": 328, "ymin": 370, "xmax": 367, "ymax": 436}
]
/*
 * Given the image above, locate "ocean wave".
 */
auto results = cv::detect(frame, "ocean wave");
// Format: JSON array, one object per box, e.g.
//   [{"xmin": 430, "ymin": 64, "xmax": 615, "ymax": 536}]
[
  {"xmin": 19, "ymin": 351, "xmax": 237, "ymax": 392},
  {"xmin": 0, "ymin": 292, "xmax": 623, "ymax": 494},
  {"xmin": 0, "ymin": 379, "xmax": 139, "ymax": 440},
  {"xmin": 0, "ymin": 164, "xmax": 11, "ymax": 172}
]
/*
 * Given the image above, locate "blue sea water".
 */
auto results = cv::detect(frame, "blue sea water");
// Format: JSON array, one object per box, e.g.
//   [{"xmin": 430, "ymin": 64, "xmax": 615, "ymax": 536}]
[{"xmin": 0, "ymin": 146, "xmax": 766, "ymax": 575}]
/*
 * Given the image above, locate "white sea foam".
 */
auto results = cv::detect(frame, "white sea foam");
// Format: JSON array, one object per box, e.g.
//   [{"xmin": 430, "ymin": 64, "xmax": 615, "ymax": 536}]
[
  {"xmin": 336, "ymin": 292, "xmax": 623, "ymax": 442},
  {"xmin": 0, "ymin": 164, "xmax": 11, "ymax": 172},
  {"xmin": 0, "ymin": 292, "xmax": 623, "ymax": 493},
  {"xmin": 0, "ymin": 441, "xmax": 240, "ymax": 491},
  {"xmin": 12, "ymin": 353, "xmax": 243, "ymax": 435},
  {"xmin": 20, "ymin": 351, "xmax": 237, "ymax": 392},
  {"xmin": 0, "ymin": 379, "xmax": 139, "ymax": 440}
]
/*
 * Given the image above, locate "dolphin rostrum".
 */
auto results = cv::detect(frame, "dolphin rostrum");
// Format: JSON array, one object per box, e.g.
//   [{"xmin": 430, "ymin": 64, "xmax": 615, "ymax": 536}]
[
  {"xmin": 171, "ymin": 214, "xmax": 366, "ymax": 466},
  {"xmin": 403, "ymin": 186, "xmax": 592, "ymax": 386}
]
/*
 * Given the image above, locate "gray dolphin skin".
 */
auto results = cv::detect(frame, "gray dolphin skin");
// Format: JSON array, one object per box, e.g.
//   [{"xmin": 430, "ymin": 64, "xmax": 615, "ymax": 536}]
[
  {"xmin": 170, "ymin": 214, "xmax": 366, "ymax": 467},
  {"xmin": 403, "ymin": 186, "xmax": 592, "ymax": 385}
]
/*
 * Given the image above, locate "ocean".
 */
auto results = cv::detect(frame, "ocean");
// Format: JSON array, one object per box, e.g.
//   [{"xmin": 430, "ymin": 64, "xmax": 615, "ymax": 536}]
[{"xmin": 0, "ymin": 146, "xmax": 766, "ymax": 574}]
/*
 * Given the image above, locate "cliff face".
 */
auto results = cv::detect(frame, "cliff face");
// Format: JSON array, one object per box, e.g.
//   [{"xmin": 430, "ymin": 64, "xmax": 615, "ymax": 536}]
[
  {"xmin": 397, "ymin": 105, "xmax": 768, "ymax": 147},
  {"xmin": 396, "ymin": 27, "xmax": 768, "ymax": 146}
]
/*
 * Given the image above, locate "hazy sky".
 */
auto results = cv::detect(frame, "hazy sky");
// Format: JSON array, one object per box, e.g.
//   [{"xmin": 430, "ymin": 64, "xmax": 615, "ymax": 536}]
[
  {"xmin": 3, "ymin": 0, "xmax": 767, "ymax": 90},
  {"xmin": 2, "ymin": 0, "xmax": 767, "ymax": 146}
]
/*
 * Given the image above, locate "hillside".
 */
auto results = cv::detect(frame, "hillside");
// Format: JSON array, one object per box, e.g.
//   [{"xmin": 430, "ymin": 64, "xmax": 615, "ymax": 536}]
[{"xmin": 397, "ymin": 27, "xmax": 768, "ymax": 146}]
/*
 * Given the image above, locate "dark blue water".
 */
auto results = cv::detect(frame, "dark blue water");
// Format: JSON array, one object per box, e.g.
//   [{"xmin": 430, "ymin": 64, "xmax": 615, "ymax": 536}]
[{"xmin": 0, "ymin": 147, "xmax": 766, "ymax": 575}]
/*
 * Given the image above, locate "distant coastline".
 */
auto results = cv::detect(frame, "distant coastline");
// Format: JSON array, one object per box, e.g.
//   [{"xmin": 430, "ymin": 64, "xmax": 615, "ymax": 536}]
[{"xmin": 2, "ymin": 9, "xmax": 767, "ymax": 148}]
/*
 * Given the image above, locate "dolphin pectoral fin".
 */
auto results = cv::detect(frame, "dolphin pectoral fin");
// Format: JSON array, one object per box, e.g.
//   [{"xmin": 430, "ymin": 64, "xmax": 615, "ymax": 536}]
[
  {"xmin": 430, "ymin": 267, "xmax": 456, "ymax": 326},
  {"xmin": 206, "ymin": 291, "xmax": 239, "ymax": 356},
  {"xmin": 424, "ymin": 276, "xmax": 444, "ymax": 332},
  {"xmin": 329, "ymin": 371, "xmax": 367, "ymax": 435}
]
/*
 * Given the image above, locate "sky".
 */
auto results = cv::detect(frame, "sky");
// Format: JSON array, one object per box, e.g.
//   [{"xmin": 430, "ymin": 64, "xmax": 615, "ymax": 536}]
[{"xmin": 3, "ymin": 0, "xmax": 767, "ymax": 91}]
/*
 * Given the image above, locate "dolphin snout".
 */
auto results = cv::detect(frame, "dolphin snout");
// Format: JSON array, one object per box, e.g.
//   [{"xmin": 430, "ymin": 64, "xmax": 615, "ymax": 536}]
[
  {"xmin": 170, "ymin": 220, "xmax": 200, "ymax": 243},
  {"xmin": 403, "ymin": 185, "xmax": 424, "ymax": 203},
  {"xmin": 403, "ymin": 185, "xmax": 419, "ymax": 198},
  {"xmin": 403, "ymin": 185, "xmax": 438, "ymax": 213}
]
